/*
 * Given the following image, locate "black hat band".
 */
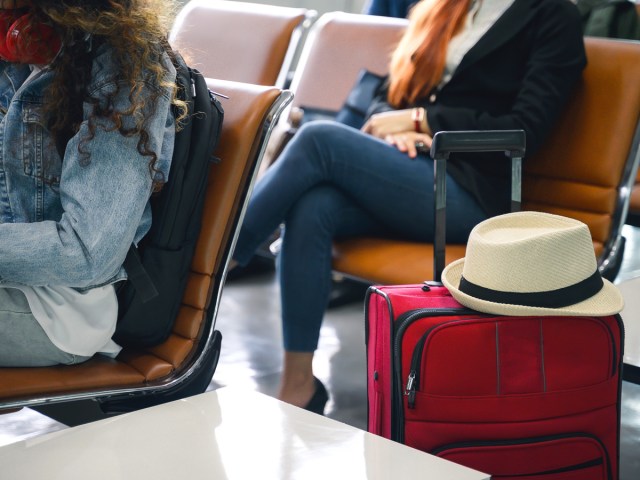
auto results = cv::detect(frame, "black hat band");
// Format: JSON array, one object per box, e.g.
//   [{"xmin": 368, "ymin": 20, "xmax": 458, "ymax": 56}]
[{"xmin": 458, "ymin": 270, "xmax": 604, "ymax": 309}]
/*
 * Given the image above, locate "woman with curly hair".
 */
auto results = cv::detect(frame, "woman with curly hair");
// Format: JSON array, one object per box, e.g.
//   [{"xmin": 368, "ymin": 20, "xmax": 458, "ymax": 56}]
[{"xmin": 0, "ymin": 0, "xmax": 182, "ymax": 366}]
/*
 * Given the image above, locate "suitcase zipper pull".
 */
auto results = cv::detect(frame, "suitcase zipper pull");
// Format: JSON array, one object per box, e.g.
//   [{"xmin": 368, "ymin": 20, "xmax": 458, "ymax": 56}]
[{"xmin": 405, "ymin": 371, "xmax": 417, "ymax": 409}]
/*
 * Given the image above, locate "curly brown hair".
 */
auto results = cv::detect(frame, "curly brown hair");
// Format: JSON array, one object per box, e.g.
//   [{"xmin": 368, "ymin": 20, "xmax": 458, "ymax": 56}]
[{"xmin": 30, "ymin": 0, "xmax": 186, "ymax": 189}]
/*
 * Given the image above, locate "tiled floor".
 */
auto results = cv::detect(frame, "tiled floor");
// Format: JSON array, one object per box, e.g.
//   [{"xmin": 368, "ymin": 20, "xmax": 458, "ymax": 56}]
[{"xmin": 1, "ymin": 226, "xmax": 640, "ymax": 479}]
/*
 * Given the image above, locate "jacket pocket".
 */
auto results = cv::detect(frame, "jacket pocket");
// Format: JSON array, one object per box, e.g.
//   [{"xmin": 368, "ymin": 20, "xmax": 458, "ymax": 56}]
[
  {"xmin": 431, "ymin": 433, "xmax": 611, "ymax": 479},
  {"xmin": 22, "ymin": 103, "xmax": 61, "ymax": 187}
]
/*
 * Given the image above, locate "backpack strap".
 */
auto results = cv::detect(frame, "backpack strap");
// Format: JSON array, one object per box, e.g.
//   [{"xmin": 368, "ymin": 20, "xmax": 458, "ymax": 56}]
[
  {"xmin": 118, "ymin": 41, "xmax": 180, "ymax": 305},
  {"xmin": 122, "ymin": 246, "xmax": 159, "ymax": 303}
]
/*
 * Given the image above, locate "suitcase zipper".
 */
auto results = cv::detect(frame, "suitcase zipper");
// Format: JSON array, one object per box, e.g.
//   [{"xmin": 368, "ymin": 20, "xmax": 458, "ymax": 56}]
[
  {"xmin": 392, "ymin": 307, "xmax": 476, "ymax": 441},
  {"xmin": 404, "ymin": 316, "xmax": 483, "ymax": 409},
  {"xmin": 430, "ymin": 432, "xmax": 612, "ymax": 480},
  {"xmin": 391, "ymin": 307, "xmax": 478, "ymax": 432},
  {"xmin": 599, "ymin": 318, "xmax": 619, "ymax": 377}
]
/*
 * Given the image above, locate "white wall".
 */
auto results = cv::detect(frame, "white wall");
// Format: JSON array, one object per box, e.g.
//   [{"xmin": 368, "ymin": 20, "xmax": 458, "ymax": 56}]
[
  {"xmin": 231, "ymin": 0, "xmax": 367, "ymax": 14},
  {"xmin": 176, "ymin": 0, "xmax": 368, "ymax": 15}
]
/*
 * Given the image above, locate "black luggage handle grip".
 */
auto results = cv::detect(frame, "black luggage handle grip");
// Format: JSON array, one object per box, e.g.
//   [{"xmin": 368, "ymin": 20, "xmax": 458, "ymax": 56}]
[
  {"xmin": 431, "ymin": 130, "xmax": 526, "ymax": 282},
  {"xmin": 430, "ymin": 130, "xmax": 526, "ymax": 159}
]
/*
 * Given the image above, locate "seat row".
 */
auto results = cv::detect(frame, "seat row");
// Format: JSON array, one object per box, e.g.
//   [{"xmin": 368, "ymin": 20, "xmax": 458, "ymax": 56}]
[
  {"xmin": 174, "ymin": 0, "xmax": 640, "ymax": 384},
  {"xmin": 1, "ymin": 0, "xmax": 639, "ymax": 423},
  {"xmin": 172, "ymin": 0, "xmax": 640, "ymax": 282}
]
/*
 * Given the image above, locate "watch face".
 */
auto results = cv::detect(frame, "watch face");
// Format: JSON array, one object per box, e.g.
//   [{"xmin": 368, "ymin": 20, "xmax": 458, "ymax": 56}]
[{"xmin": 411, "ymin": 107, "xmax": 425, "ymax": 133}]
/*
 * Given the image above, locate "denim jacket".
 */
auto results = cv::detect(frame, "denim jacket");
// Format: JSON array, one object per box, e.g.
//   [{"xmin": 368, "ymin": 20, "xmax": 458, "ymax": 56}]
[{"xmin": 0, "ymin": 44, "xmax": 176, "ymax": 290}]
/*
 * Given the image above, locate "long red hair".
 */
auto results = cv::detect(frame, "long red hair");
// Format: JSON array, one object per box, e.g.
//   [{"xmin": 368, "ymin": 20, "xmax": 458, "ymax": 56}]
[{"xmin": 388, "ymin": 0, "xmax": 471, "ymax": 108}]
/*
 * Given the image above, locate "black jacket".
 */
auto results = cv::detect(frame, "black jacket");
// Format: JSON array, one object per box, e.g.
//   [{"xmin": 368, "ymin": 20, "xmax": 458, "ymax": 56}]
[{"xmin": 368, "ymin": 0, "xmax": 587, "ymax": 216}]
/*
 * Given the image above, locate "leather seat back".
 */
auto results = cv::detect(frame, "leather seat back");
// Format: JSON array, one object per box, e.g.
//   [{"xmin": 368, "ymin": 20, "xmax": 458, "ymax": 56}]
[
  {"xmin": 286, "ymin": 11, "xmax": 407, "ymax": 114},
  {"xmin": 523, "ymin": 37, "xmax": 640, "ymax": 259},
  {"xmin": 169, "ymin": 0, "xmax": 315, "ymax": 87},
  {"xmin": 261, "ymin": 11, "xmax": 408, "ymax": 177}
]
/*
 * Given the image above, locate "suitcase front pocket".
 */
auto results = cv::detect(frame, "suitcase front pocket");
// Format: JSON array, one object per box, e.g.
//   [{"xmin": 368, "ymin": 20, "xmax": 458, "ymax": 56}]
[
  {"xmin": 432, "ymin": 433, "xmax": 611, "ymax": 480},
  {"xmin": 404, "ymin": 316, "xmax": 617, "ymax": 405}
]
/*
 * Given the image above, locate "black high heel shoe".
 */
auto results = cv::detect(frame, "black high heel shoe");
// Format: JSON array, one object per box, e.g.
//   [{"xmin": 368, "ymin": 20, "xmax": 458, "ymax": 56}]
[{"xmin": 304, "ymin": 377, "xmax": 329, "ymax": 415}]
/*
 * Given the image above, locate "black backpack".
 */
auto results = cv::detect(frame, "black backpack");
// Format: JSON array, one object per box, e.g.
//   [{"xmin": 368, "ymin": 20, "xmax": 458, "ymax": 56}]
[{"xmin": 113, "ymin": 51, "xmax": 224, "ymax": 348}]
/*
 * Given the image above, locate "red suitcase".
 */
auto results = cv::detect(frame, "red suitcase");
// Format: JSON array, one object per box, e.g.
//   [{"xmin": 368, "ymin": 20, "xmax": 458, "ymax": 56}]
[
  {"xmin": 365, "ymin": 282, "xmax": 624, "ymax": 479},
  {"xmin": 364, "ymin": 131, "xmax": 624, "ymax": 479}
]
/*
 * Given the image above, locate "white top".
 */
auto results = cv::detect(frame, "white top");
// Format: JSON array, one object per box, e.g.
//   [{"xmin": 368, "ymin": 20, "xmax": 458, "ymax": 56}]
[
  {"xmin": 441, "ymin": 0, "xmax": 515, "ymax": 86},
  {"xmin": 12, "ymin": 284, "xmax": 121, "ymax": 357}
]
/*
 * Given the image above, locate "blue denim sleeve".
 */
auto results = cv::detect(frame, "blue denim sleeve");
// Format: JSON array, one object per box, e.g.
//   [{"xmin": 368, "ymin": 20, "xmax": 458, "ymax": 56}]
[{"xmin": 0, "ymin": 58, "xmax": 176, "ymax": 288}]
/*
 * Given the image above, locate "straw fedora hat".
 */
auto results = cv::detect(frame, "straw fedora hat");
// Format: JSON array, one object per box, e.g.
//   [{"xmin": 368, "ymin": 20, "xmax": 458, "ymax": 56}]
[{"xmin": 441, "ymin": 211, "xmax": 624, "ymax": 316}]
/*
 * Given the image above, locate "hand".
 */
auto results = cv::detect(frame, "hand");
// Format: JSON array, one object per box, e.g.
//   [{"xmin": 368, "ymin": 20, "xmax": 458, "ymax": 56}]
[
  {"xmin": 385, "ymin": 131, "xmax": 433, "ymax": 159},
  {"xmin": 362, "ymin": 109, "xmax": 415, "ymax": 138}
]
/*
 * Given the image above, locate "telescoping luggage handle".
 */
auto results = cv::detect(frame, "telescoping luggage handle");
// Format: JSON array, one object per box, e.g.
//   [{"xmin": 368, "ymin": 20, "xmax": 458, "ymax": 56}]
[{"xmin": 430, "ymin": 130, "xmax": 526, "ymax": 282}]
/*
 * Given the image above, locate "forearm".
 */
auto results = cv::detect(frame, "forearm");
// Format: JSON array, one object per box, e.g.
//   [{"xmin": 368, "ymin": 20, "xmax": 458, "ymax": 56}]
[
  {"xmin": 0, "ymin": 218, "xmax": 128, "ymax": 287},
  {"xmin": 0, "ymin": 150, "xmax": 153, "ymax": 287}
]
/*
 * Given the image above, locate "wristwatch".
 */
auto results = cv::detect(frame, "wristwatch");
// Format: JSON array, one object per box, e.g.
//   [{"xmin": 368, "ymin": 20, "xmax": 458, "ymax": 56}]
[{"xmin": 411, "ymin": 107, "xmax": 426, "ymax": 133}]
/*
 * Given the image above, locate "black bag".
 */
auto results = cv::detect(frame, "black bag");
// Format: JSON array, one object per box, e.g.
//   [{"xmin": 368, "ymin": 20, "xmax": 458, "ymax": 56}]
[
  {"xmin": 334, "ymin": 69, "xmax": 385, "ymax": 129},
  {"xmin": 268, "ymin": 69, "xmax": 384, "ymax": 162},
  {"xmin": 297, "ymin": 69, "xmax": 385, "ymax": 129},
  {"xmin": 113, "ymin": 51, "xmax": 224, "ymax": 348}
]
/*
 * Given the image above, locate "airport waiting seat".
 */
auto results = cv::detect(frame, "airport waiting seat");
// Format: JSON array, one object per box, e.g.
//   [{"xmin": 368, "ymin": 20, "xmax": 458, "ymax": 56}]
[
  {"xmin": 169, "ymin": 0, "xmax": 316, "ymax": 88},
  {"xmin": 0, "ymin": 80, "xmax": 292, "ymax": 425},
  {"xmin": 284, "ymin": 11, "xmax": 407, "ymax": 116}
]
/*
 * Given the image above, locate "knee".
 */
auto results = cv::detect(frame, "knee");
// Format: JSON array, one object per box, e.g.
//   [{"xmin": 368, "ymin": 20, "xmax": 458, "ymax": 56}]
[
  {"xmin": 292, "ymin": 120, "xmax": 345, "ymax": 150},
  {"xmin": 285, "ymin": 186, "xmax": 339, "ymax": 233},
  {"xmin": 276, "ymin": 121, "xmax": 342, "ymax": 171}
]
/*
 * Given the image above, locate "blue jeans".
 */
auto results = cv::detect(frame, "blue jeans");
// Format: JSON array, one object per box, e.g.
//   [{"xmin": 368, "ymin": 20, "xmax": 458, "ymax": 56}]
[
  {"xmin": 0, "ymin": 288, "xmax": 91, "ymax": 367},
  {"xmin": 233, "ymin": 121, "xmax": 487, "ymax": 351}
]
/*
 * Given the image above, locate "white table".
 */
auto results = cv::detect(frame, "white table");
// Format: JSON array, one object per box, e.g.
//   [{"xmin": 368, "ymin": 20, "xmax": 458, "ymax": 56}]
[
  {"xmin": 0, "ymin": 387, "xmax": 489, "ymax": 480},
  {"xmin": 618, "ymin": 277, "xmax": 640, "ymax": 382}
]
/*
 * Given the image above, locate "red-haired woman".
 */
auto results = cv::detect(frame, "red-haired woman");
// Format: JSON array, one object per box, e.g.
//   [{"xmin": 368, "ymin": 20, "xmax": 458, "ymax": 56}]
[{"xmin": 231, "ymin": 0, "xmax": 587, "ymax": 413}]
